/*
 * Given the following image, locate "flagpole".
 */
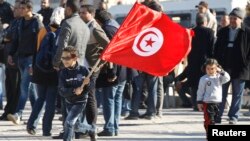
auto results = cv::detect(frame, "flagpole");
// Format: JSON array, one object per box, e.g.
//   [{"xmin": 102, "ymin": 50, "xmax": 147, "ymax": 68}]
[{"xmin": 80, "ymin": 58, "xmax": 104, "ymax": 89}]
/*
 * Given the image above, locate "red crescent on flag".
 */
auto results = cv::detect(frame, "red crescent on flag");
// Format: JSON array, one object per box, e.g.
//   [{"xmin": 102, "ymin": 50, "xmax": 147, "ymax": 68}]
[{"xmin": 136, "ymin": 31, "xmax": 158, "ymax": 52}]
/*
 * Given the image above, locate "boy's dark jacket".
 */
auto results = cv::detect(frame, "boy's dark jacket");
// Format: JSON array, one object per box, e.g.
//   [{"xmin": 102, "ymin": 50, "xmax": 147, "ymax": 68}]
[{"xmin": 59, "ymin": 62, "xmax": 90, "ymax": 104}]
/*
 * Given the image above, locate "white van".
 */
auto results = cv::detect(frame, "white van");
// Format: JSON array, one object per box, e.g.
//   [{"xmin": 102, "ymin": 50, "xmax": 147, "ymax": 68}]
[{"xmin": 108, "ymin": 0, "xmax": 248, "ymax": 28}]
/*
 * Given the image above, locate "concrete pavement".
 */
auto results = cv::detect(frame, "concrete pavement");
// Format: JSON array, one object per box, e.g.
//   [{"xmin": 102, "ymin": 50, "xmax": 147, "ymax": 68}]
[{"xmin": 1, "ymin": 102, "xmax": 250, "ymax": 141}]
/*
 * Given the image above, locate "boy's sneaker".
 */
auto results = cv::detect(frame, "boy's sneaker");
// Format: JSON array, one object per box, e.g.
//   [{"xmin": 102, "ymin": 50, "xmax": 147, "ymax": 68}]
[
  {"xmin": 27, "ymin": 128, "xmax": 36, "ymax": 135},
  {"xmin": 7, "ymin": 114, "xmax": 21, "ymax": 125}
]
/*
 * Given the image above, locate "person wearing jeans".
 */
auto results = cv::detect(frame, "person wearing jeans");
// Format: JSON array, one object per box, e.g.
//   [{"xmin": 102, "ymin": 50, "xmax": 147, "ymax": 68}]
[
  {"xmin": 99, "ymin": 81, "xmax": 126, "ymax": 136},
  {"xmin": 156, "ymin": 76, "xmax": 164, "ymax": 117},
  {"xmin": 0, "ymin": 1, "xmax": 20, "ymax": 120},
  {"xmin": 0, "ymin": 63, "xmax": 5, "ymax": 109},
  {"xmin": 214, "ymin": 8, "xmax": 250, "ymax": 124},
  {"xmin": 216, "ymin": 79, "xmax": 245, "ymax": 123},
  {"xmin": 26, "ymin": 8, "xmax": 64, "ymax": 136},
  {"xmin": 7, "ymin": 56, "xmax": 38, "ymax": 124},
  {"xmin": 96, "ymin": 64, "xmax": 127, "ymax": 136},
  {"xmin": 27, "ymin": 85, "xmax": 57, "ymax": 136},
  {"xmin": 125, "ymin": 73, "xmax": 158, "ymax": 120},
  {"xmin": 58, "ymin": 47, "xmax": 92, "ymax": 141},
  {"xmin": 7, "ymin": 0, "xmax": 43, "ymax": 124},
  {"xmin": 64, "ymin": 102, "xmax": 87, "ymax": 141}
]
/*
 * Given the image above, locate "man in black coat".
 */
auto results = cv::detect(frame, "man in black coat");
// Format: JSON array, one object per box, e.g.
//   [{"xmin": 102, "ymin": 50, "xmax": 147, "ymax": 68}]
[
  {"xmin": 175, "ymin": 13, "xmax": 214, "ymax": 111},
  {"xmin": 214, "ymin": 8, "xmax": 250, "ymax": 124},
  {"xmin": 95, "ymin": 10, "xmax": 128, "ymax": 137},
  {"xmin": 37, "ymin": 0, "xmax": 53, "ymax": 26},
  {"xmin": 243, "ymin": 2, "xmax": 250, "ymax": 117}
]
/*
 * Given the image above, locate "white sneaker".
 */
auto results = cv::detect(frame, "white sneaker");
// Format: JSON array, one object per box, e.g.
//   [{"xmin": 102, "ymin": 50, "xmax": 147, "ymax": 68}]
[
  {"xmin": 243, "ymin": 111, "xmax": 250, "ymax": 116},
  {"xmin": 7, "ymin": 114, "xmax": 21, "ymax": 125}
]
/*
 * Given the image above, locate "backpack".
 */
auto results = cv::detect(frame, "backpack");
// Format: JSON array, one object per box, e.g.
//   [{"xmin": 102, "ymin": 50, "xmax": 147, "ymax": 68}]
[{"xmin": 35, "ymin": 26, "xmax": 60, "ymax": 73}]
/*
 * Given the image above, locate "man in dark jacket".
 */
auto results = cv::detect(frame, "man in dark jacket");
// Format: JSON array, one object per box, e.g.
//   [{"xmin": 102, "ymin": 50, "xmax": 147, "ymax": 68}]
[
  {"xmin": 0, "ymin": 1, "xmax": 21, "ymax": 121},
  {"xmin": 0, "ymin": 0, "xmax": 14, "ymax": 78},
  {"xmin": 175, "ymin": 13, "xmax": 214, "ymax": 111},
  {"xmin": 95, "ymin": 10, "xmax": 127, "ymax": 137},
  {"xmin": 214, "ymin": 8, "xmax": 250, "ymax": 124},
  {"xmin": 37, "ymin": 0, "xmax": 53, "ymax": 26},
  {"xmin": 78, "ymin": 5, "xmax": 110, "ymax": 140},
  {"xmin": 122, "ymin": 0, "xmax": 162, "ymax": 121},
  {"xmin": 26, "ymin": 7, "xmax": 65, "ymax": 136},
  {"xmin": 7, "ymin": 0, "xmax": 43, "ymax": 125},
  {"xmin": 243, "ymin": 2, "xmax": 250, "ymax": 117}
]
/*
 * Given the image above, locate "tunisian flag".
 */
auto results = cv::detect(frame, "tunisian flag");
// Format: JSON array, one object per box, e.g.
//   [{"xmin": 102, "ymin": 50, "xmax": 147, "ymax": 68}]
[{"xmin": 100, "ymin": 2, "xmax": 194, "ymax": 76}]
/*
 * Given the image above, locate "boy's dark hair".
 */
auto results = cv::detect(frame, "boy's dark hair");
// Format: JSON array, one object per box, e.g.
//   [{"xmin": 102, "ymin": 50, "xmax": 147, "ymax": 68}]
[
  {"xmin": 20, "ymin": 0, "xmax": 33, "ymax": 9},
  {"xmin": 201, "ymin": 58, "xmax": 221, "ymax": 73},
  {"xmin": 66, "ymin": 0, "xmax": 80, "ymax": 13},
  {"xmin": 81, "ymin": 5, "xmax": 96, "ymax": 16},
  {"xmin": 63, "ymin": 46, "xmax": 79, "ymax": 58}
]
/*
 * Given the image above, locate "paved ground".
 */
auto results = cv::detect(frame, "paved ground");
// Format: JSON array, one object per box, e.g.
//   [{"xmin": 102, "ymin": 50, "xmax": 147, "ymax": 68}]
[{"xmin": 1, "ymin": 102, "xmax": 250, "ymax": 141}]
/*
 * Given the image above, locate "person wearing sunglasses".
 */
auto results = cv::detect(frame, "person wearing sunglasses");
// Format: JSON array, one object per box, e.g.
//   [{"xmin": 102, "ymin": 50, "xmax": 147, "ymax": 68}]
[{"xmin": 58, "ymin": 46, "xmax": 93, "ymax": 141}]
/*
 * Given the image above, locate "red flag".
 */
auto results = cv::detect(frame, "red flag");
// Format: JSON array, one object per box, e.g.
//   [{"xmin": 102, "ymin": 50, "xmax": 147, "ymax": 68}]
[{"xmin": 100, "ymin": 2, "xmax": 194, "ymax": 76}]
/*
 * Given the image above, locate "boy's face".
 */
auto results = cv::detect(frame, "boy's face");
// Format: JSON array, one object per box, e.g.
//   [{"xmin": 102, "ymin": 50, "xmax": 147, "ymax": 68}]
[
  {"xmin": 61, "ymin": 52, "xmax": 77, "ymax": 68},
  {"xmin": 206, "ymin": 64, "xmax": 217, "ymax": 76}
]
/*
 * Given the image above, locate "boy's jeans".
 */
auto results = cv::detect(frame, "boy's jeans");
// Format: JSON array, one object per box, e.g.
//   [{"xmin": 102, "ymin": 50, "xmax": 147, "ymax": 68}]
[{"xmin": 64, "ymin": 101, "xmax": 87, "ymax": 141}]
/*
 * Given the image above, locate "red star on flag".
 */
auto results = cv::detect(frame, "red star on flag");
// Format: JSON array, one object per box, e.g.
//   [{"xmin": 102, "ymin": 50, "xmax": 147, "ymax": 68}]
[{"xmin": 145, "ymin": 38, "xmax": 155, "ymax": 47}]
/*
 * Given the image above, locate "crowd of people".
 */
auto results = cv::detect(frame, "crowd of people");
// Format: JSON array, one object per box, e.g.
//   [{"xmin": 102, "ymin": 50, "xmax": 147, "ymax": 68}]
[{"xmin": 0, "ymin": 0, "xmax": 250, "ymax": 141}]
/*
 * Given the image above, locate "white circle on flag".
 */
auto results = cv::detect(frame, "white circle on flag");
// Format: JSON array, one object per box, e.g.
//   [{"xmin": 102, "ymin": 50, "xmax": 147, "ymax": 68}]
[{"xmin": 132, "ymin": 27, "xmax": 163, "ymax": 56}]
